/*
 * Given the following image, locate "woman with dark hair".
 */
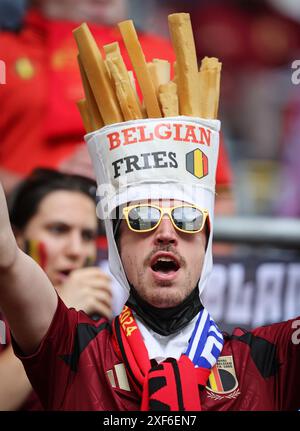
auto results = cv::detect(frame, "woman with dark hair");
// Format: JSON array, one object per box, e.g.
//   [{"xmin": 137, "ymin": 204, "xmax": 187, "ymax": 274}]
[{"xmin": 0, "ymin": 168, "xmax": 112, "ymax": 410}]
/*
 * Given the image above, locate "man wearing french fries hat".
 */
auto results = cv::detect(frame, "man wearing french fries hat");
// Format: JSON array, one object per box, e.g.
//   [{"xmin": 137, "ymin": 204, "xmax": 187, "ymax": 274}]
[{"xmin": 0, "ymin": 13, "xmax": 299, "ymax": 412}]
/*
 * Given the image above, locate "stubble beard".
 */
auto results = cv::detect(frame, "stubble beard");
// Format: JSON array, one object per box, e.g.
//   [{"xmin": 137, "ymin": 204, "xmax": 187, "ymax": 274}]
[
  {"xmin": 126, "ymin": 245, "xmax": 196, "ymax": 307},
  {"xmin": 136, "ymin": 266, "xmax": 194, "ymax": 308}
]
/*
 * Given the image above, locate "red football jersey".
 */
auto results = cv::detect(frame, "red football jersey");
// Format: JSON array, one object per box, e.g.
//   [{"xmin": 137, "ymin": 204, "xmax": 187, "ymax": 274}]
[{"xmin": 13, "ymin": 297, "xmax": 300, "ymax": 411}]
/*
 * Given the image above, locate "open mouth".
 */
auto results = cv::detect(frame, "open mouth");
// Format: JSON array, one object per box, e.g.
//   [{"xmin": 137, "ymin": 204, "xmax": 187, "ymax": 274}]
[
  {"xmin": 60, "ymin": 269, "xmax": 72, "ymax": 277},
  {"xmin": 151, "ymin": 256, "xmax": 180, "ymax": 274}
]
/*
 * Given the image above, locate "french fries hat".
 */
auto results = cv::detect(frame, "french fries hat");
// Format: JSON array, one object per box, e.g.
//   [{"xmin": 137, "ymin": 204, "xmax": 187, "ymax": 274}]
[
  {"xmin": 75, "ymin": 13, "xmax": 222, "ymax": 315},
  {"xmin": 86, "ymin": 116, "xmax": 220, "ymax": 314}
]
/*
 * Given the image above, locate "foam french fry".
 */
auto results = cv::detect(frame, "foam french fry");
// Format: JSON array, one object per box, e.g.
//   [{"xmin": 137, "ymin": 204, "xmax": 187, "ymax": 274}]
[
  {"xmin": 73, "ymin": 23, "xmax": 123, "ymax": 125},
  {"xmin": 158, "ymin": 81, "xmax": 179, "ymax": 117},
  {"xmin": 148, "ymin": 59, "xmax": 170, "ymax": 96},
  {"xmin": 205, "ymin": 57, "xmax": 221, "ymax": 118},
  {"xmin": 104, "ymin": 42, "xmax": 143, "ymax": 121},
  {"xmin": 200, "ymin": 56, "xmax": 221, "ymax": 72},
  {"xmin": 198, "ymin": 69, "xmax": 213, "ymax": 118},
  {"xmin": 77, "ymin": 54, "xmax": 104, "ymax": 130},
  {"xmin": 147, "ymin": 62, "xmax": 159, "ymax": 94},
  {"xmin": 168, "ymin": 13, "xmax": 200, "ymax": 117},
  {"xmin": 153, "ymin": 59, "xmax": 170, "ymax": 85},
  {"xmin": 128, "ymin": 70, "xmax": 147, "ymax": 118},
  {"xmin": 198, "ymin": 57, "xmax": 222, "ymax": 119},
  {"xmin": 118, "ymin": 20, "xmax": 162, "ymax": 118},
  {"xmin": 76, "ymin": 99, "xmax": 94, "ymax": 133},
  {"xmin": 128, "ymin": 70, "xmax": 138, "ymax": 99},
  {"xmin": 173, "ymin": 61, "xmax": 178, "ymax": 85}
]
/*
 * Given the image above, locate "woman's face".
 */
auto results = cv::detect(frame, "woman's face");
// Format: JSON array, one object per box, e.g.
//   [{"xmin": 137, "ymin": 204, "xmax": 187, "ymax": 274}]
[{"xmin": 17, "ymin": 190, "xmax": 98, "ymax": 287}]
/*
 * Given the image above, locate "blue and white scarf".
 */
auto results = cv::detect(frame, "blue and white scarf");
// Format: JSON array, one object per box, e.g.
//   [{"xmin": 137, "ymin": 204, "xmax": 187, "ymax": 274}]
[{"xmin": 185, "ymin": 308, "xmax": 224, "ymax": 369}]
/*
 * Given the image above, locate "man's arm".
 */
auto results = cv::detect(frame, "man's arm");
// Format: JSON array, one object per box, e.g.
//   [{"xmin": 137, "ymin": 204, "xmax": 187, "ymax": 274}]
[
  {"xmin": 252, "ymin": 318, "xmax": 300, "ymax": 410},
  {"xmin": 0, "ymin": 182, "xmax": 57, "ymax": 354},
  {"xmin": 0, "ymin": 345, "xmax": 32, "ymax": 410}
]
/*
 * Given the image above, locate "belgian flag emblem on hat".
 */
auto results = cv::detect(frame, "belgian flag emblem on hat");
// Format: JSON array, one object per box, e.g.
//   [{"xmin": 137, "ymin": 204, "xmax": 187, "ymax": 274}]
[{"xmin": 186, "ymin": 149, "xmax": 208, "ymax": 179}]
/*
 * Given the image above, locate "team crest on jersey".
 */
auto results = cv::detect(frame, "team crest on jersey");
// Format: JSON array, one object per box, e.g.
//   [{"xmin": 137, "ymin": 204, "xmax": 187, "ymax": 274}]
[
  {"xmin": 106, "ymin": 363, "xmax": 131, "ymax": 392},
  {"xmin": 186, "ymin": 149, "xmax": 208, "ymax": 179},
  {"xmin": 206, "ymin": 355, "xmax": 240, "ymax": 400}
]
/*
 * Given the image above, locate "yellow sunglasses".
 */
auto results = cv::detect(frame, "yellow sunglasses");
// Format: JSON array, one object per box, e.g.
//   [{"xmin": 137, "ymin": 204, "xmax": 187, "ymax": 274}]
[{"xmin": 122, "ymin": 204, "xmax": 209, "ymax": 234}]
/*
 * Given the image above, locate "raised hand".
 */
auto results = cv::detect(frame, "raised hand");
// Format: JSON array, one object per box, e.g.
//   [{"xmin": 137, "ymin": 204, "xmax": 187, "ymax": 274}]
[{"xmin": 56, "ymin": 267, "xmax": 112, "ymax": 319}]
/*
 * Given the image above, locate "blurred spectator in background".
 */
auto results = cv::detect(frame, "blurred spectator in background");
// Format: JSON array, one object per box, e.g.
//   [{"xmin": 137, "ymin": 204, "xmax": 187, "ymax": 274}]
[
  {"xmin": 137, "ymin": 0, "xmax": 300, "ymax": 216},
  {"xmin": 267, "ymin": 0, "xmax": 300, "ymax": 219},
  {"xmin": 0, "ymin": 0, "xmax": 26, "ymax": 30},
  {"xmin": 0, "ymin": 0, "xmax": 233, "ymax": 220},
  {"xmin": 0, "ymin": 168, "xmax": 112, "ymax": 410},
  {"xmin": 0, "ymin": 0, "xmax": 175, "ymax": 193},
  {"xmin": 190, "ymin": 0, "xmax": 300, "ymax": 216},
  {"xmin": 275, "ymin": 87, "xmax": 300, "ymax": 218}
]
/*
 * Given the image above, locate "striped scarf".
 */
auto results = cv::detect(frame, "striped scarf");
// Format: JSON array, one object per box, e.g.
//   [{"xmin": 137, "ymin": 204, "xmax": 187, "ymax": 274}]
[
  {"xmin": 112, "ymin": 305, "xmax": 223, "ymax": 411},
  {"xmin": 185, "ymin": 308, "xmax": 224, "ymax": 368}
]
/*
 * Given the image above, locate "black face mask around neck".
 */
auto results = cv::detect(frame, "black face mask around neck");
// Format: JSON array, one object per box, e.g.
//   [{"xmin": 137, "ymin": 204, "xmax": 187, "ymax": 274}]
[{"xmin": 126, "ymin": 284, "xmax": 203, "ymax": 336}]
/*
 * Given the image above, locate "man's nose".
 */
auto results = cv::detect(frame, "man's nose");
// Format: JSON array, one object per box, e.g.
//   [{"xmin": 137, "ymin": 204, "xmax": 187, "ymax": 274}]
[{"xmin": 153, "ymin": 217, "xmax": 178, "ymax": 246}]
